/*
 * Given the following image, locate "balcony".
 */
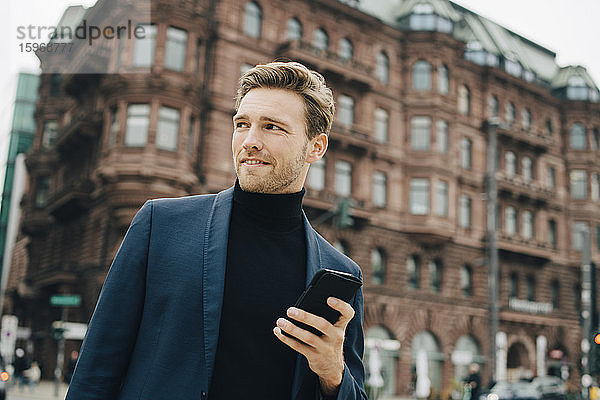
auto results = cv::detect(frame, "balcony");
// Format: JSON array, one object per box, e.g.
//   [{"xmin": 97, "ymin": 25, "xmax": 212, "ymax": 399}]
[
  {"xmin": 496, "ymin": 124, "xmax": 553, "ymax": 153},
  {"xmin": 276, "ymin": 41, "xmax": 377, "ymax": 88},
  {"xmin": 497, "ymin": 173, "xmax": 555, "ymax": 205},
  {"xmin": 46, "ymin": 178, "xmax": 95, "ymax": 220},
  {"xmin": 55, "ymin": 109, "xmax": 103, "ymax": 153},
  {"xmin": 21, "ymin": 208, "xmax": 53, "ymax": 236},
  {"xmin": 497, "ymin": 231, "xmax": 553, "ymax": 262},
  {"xmin": 329, "ymin": 124, "xmax": 373, "ymax": 156}
]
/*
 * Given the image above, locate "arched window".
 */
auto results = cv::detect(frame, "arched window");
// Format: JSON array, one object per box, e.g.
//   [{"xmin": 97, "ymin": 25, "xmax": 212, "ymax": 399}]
[
  {"xmin": 371, "ymin": 248, "xmax": 386, "ymax": 284},
  {"xmin": 376, "ymin": 52, "xmax": 389, "ymax": 84},
  {"xmin": 570, "ymin": 123, "xmax": 587, "ymax": 149},
  {"xmin": 505, "ymin": 151, "xmax": 516, "ymax": 177},
  {"xmin": 365, "ymin": 326, "xmax": 399, "ymax": 398},
  {"xmin": 313, "ymin": 28, "xmax": 329, "ymax": 52},
  {"xmin": 407, "ymin": 254, "xmax": 420, "ymax": 288},
  {"xmin": 488, "ymin": 95, "xmax": 499, "ymax": 117},
  {"xmin": 453, "ymin": 335, "xmax": 483, "ymax": 381},
  {"xmin": 429, "ymin": 259, "xmax": 442, "ymax": 292},
  {"xmin": 438, "ymin": 64, "xmax": 449, "ymax": 94},
  {"xmin": 522, "ymin": 157, "xmax": 533, "ymax": 182},
  {"xmin": 411, "ymin": 331, "xmax": 443, "ymax": 394},
  {"xmin": 338, "ymin": 38, "xmax": 353, "ymax": 61},
  {"xmin": 412, "ymin": 60, "xmax": 432, "ymax": 91},
  {"xmin": 521, "ymin": 108, "xmax": 532, "ymax": 131},
  {"xmin": 505, "ymin": 102, "xmax": 515, "ymax": 124},
  {"xmin": 458, "ymin": 85, "xmax": 470, "ymax": 115},
  {"xmin": 505, "ymin": 206, "xmax": 517, "ymax": 236},
  {"xmin": 286, "ymin": 17, "xmax": 302, "ymax": 41},
  {"xmin": 243, "ymin": 2, "xmax": 262, "ymax": 38},
  {"xmin": 460, "ymin": 265, "xmax": 473, "ymax": 296}
]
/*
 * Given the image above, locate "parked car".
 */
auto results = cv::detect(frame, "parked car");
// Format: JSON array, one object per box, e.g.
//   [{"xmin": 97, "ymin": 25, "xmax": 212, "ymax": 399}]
[
  {"xmin": 486, "ymin": 381, "xmax": 544, "ymax": 400},
  {"xmin": 531, "ymin": 376, "xmax": 566, "ymax": 399}
]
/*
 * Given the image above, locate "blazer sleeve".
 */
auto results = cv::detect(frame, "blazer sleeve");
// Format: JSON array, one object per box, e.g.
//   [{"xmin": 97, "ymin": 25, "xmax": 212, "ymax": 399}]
[
  {"xmin": 326, "ymin": 284, "xmax": 368, "ymax": 400},
  {"xmin": 66, "ymin": 200, "xmax": 153, "ymax": 400}
]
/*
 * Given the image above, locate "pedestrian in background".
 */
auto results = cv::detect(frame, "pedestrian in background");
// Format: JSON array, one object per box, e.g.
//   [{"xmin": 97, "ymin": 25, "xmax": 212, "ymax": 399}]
[
  {"xmin": 13, "ymin": 348, "xmax": 28, "ymax": 391},
  {"xmin": 24, "ymin": 361, "xmax": 41, "ymax": 393},
  {"xmin": 465, "ymin": 363, "xmax": 482, "ymax": 400},
  {"xmin": 63, "ymin": 351, "xmax": 78, "ymax": 384}
]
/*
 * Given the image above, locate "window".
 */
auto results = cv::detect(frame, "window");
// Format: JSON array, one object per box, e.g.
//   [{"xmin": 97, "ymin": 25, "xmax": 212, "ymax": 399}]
[
  {"xmin": 438, "ymin": 64, "xmax": 449, "ymax": 94},
  {"xmin": 240, "ymin": 63, "xmax": 253, "ymax": 76},
  {"xmin": 165, "ymin": 27, "xmax": 188, "ymax": 71},
  {"xmin": 429, "ymin": 259, "xmax": 442, "ymax": 292},
  {"xmin": 338, "ymin": 95, "xmax": 354, "ymax": 126},
  {"xmin": 522, "ymin": 157, "xmax": 533, "ymax": 182},
  {"xmin": 376, "ymin": 52, "xmax": 389, "ymax": 84},
  {"xmin": 546, "ymin": 119, "xmax": 553, "ymax": 136},
  {"xmin": 437, "ymin": 120, "xmax": 448, "ymax": 153},
  {"xmin": 509, "ymin": 273, "xmax": 518, "ymax": 298},
  {"xmin": 307, "ymin": 158, "xmax": 325, "ymax": 191},
  {"xmin": 335, "ymin": 160, "xmax": 352, "ymax": 196},
  {"xmin": 373, "ymin": 171, "xmax": 387, "ymax": 208},
  {"xmin": 125, "ymin": 104, "xmax": 150, "ymax": 146},
  {"xmin": 567, "ymin": 76, "xmax": 589, "ymax": 100},
  {"xmin": 488, "ymin": 95, "xmax": 499, "ymax": 118},
  {"xmin": 42, "ymin": 120, "xmax": 58, "ymax": 149},
  {"xmin": 522, "ymin": 210, "xmax": 533, "ymax": 240},
  {"xmin": 374, "ymin": 108, "xmax": 389, "ymax": 143},
  {"xmin": 522, "ymin": 109, "xmax": 531, "ymax": 131},
  {"xmin": 551, "ymin": 281, "xmax": 559, "ymax": 309},
  {"xmin": 505, "ymin": 206, "xmax": 517, "ymax": 236},
  {"xmin": 371, "ymin": 248, "xmax": 386, "ymax": 285},
  {"xmin": 570, "ymin": 170, "xmax": 587, "ymax": 199},
  {"xmin": 459, "ymin": 195, "xmax": 471, "ymax": 229},
  {"xmin": 435, "ymin": 181, "xmax": 448, "ymax": 217},
  {"xmin": 108, "ymin": 107, "xmax": 118, "ymax": 147},
  {"xmin": 461, "ymin": 265, "xmax": 472, "ymax": 296},
  {"xmin": 505, "ymin": 102, "xmax": 515, "ymax": 124},
  {"xmin": 548, "ymin": 219, "xmax": 557, "ymax": 249},
  {"xmin": 49, "ymin": 74, "xmax": 62, "ymax": 97},
  {"xmin": 156, "ymin": 106, "xmax": 180, "ymax": 151},
  {"xmin": 407, "ymin": 255, "xmax": 420, "ymax": 289},
  {"xmin": 412, "ymin": 60, "xmax": 432, "ymax": 91},
  {"xmin": 313, "ymin": 28, "xmax": 328, "ymax": 52},
  {"xmin": 592, "ymin": 173, "xmax": 600, "ymax": 201},
  {"xmin": 132, "ymin": 24, "xmax": 156, "ymax": 67},
  {"xmin": 505, "ymin": 59, "xmax": 522, "ymax": 77},
  {"xmin": 505, "ymin": 151, "xmax": 516, "ymax": 177},
  {"xmin": 594, "ymin": 128, "xmax": 600, "ymax": 151},
  {"xmin": 186, "ymin": 116, "xmax": 195, "ymax": 156},
  {"xmin": 460, "ymin": 137, "xmax": 472, "ymax": 169},
  {"xmin": 573, "ymin": 221, "xmax": 589, "ymax": 251},
  {"xmin": 410, "ymin": 178, "xmax": 429, "ymax": 215},
  {"xmin": 570, "ymin": 123, "xmax": 587, "ymax": 149},
  {"xmin": 35, "ymin": 176, "xmax": 50, "ymax": 208},
  {"xmin": 547, "ymin": 166, "xmax": 556, "ymax": 189},
  {"xmin": 286, "ymin": 18, "xmax": 302, "ymax": 41},
  {"xmin": 411, "ymin": 116, "xmax": 431, "ymax": 150},
  {"xmin": 458, "ymin": 85, "xmax": 470, "ymax": 115},
  {"xmin": 244, "ymin": 2, "xmax": 262, "ymax": 38},
  {"xmin": 338, "ymin": 38, "xmax": 353, "ymax": 61},
  {"xmin": 526, "ymin": 275, "xmax": 535, "ymax": 301}
]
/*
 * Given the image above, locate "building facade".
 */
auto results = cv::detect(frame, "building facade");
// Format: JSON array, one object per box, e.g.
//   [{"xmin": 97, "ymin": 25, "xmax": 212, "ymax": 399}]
[{"xmin": 3, "ymin": 0, "xmax": 600, "ymax": 397}]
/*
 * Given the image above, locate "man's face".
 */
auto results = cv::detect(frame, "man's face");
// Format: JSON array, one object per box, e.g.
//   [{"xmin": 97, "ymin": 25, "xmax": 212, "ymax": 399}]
[{"xmin": 232, "ymin": 88, "xmax": 311, "ymax": 194}]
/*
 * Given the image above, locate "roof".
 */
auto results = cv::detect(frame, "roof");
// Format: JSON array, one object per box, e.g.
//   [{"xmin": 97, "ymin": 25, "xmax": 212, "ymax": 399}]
[
  {"xmin": 51, "ymin": 5, "xmax": 88, "ymax": 43},
  {"xmin": 551, "ymin": 66, "xmax": 599, "ymax": 90}
]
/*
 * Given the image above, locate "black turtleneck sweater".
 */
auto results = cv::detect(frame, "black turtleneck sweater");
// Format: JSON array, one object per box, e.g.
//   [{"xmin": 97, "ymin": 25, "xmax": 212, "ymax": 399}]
[{"xmin": 209, "ymin": 181, "xmax": 307, "ymax": 399}]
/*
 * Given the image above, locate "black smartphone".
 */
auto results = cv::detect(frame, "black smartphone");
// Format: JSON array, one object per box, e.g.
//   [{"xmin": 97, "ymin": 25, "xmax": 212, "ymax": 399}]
[{"xmin": 284, "ymin": 268, "xmax": 362, "ymax": 337}]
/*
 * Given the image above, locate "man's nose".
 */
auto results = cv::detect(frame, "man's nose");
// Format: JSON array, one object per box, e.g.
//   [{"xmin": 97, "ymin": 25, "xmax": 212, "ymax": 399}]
[{"xmin": 242, "ymin": 125, "xmax": 263, "ymax": 151}]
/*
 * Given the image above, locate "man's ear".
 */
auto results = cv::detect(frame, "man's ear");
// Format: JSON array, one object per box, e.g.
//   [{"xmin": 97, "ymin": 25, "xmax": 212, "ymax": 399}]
[{"xmin": 306, "ymin": 133, "xmax": 328, "ymax": 164}]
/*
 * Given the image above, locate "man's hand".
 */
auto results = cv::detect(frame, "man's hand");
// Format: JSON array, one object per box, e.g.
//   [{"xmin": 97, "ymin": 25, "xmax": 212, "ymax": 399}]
[{"xmin": 273, "ymin": 297, "xmax": 355, "ymax": 397}]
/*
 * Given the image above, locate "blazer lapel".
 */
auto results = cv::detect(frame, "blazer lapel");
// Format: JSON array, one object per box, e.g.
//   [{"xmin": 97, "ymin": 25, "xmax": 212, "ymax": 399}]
[
  {"xmin": 291, "ymin": 214, "xmax": 322, "ymax": 400},
  {"xmin": 202, "ymin": 186, "xmax": 234, "ymax": 391}
]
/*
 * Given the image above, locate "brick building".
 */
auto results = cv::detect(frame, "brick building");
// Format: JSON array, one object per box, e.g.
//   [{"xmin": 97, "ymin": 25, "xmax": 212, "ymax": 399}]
[{"xmin": 3, "ymin": 0, "xmax": 600, "ymax": 397}]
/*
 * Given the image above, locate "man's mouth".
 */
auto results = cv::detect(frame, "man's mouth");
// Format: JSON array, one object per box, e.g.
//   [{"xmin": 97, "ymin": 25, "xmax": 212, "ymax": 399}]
[{"xmin": 241, "ymin": 158, "xmax": 270, "ymax": 166}]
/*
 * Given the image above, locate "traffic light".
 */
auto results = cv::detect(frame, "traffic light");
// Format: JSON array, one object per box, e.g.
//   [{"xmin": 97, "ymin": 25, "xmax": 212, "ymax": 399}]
[
  {"xmin": 595, "ymin": 333, "xmax": 600, "ymax": 345},
  {"xmin": 336, "ymin": 198, "xmax": 354, "ymax": 229}
]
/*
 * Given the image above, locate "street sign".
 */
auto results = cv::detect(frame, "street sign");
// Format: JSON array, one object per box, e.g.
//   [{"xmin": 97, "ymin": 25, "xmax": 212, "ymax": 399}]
[{"xmin": 50, "ymin": 294, "xmax": 81, "ymax": 307}]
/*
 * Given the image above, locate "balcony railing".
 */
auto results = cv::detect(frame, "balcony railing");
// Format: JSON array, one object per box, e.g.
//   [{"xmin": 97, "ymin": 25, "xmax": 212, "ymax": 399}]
[
  {"xmin": 497, "ymin": 124, "xmax": 553, "ymax": 152},
  {"xmin": 497, "ymin": 172, "xmax": 555, "ymax": 203}
]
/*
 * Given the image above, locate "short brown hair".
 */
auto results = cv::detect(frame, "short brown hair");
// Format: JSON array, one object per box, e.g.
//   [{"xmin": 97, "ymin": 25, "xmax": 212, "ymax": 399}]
[{"xmin": 235, "ymin": 61, "xmax": 335, "ymax": 140}]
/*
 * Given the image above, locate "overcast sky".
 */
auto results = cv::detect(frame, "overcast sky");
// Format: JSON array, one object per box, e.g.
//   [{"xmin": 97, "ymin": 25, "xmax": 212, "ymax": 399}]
[{"xmin": 0, "ymin": 0, "xmax": 599, "ymax": 177}]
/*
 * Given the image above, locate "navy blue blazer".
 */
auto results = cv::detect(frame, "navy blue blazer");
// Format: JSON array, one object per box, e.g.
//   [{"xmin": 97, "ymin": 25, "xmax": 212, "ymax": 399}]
[{"xmin": 66, "ymin": 186, "xmax": 367, "ymax": 400}]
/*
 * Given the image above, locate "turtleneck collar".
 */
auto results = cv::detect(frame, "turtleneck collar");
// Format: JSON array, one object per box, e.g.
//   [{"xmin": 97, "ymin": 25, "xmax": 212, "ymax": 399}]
[{"xmin": 232, "ymin": 180, "xmax": 305, "ymax": 232}]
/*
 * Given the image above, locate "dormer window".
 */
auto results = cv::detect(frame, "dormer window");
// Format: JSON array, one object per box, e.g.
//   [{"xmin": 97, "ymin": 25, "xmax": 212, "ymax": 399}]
[
  {"xmin": 504, "ymin": 57, "xmax": 522, "ymax": 77},
  {"xmin": 409, "ymin": 2, "xmax": 452, "ymax": 33},
  {"xmin": 567, "ymin": 76, "xmax": 589, "ymax": 101}
]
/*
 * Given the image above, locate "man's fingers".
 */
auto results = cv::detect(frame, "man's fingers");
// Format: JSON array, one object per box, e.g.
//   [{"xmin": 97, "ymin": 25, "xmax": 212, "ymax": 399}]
[
  {"xmin": 273, "ymin": 324, "xmax": 314, "ymax": 354},
  {"xmin": 327, "ymin": 297, "xmax": 355, "ymax": 327},
  {"xmin": 276, "ymin": 318, "xmax": 322, "ymax": 347},
  {"xmin": 286, "ymin": 307, "xmax": 332, "ymax": 336}
]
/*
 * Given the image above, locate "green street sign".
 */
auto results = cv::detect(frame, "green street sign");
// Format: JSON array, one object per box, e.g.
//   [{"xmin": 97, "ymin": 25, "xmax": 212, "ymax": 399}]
[{"xmin": 50, "ymin": 295, "xmax": 81, "ymax": 307}]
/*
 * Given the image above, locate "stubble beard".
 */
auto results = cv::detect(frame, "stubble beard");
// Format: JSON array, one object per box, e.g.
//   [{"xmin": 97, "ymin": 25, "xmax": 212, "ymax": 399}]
[{"xmin": 236, "ymin": 141, "xmax": 308, "ymax": 194}]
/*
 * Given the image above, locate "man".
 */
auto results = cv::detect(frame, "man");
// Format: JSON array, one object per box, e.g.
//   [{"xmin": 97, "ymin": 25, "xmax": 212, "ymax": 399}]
[
  {"xmin": 466, "ymin": 363, "xmax": 482, "ymax": 400},
  {"xmin": 66, "ymin": 62, "xmax": 367, "ymax": 400}
]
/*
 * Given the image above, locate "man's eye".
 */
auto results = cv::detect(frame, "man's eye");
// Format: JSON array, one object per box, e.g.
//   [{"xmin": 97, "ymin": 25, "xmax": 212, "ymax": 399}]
[
  {"xmin": 265, "ymin": 123, "xmax": 281, "ymax": 131},
  {"xmin": 235, "ymin": 122, "xmax": 249, "ymax": 128}
]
